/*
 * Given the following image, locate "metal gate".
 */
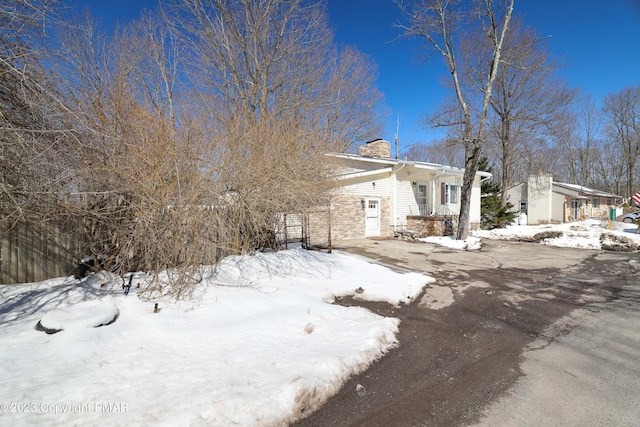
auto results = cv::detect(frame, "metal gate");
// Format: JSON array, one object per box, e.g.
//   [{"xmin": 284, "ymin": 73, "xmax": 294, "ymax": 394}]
[
  {"xmin": 302, "ymin": 208, "xmax": 331, "ymax": 252},
  {"xmin": 276, "ymin": 209, "xmax": 331, "ymax": 252}
]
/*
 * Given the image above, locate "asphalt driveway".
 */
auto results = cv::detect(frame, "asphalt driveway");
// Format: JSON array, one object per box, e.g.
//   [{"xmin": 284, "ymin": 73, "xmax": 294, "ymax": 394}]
[{"xmin": 293, "ymin": 238, "xmax": 640, "ymax": 426}]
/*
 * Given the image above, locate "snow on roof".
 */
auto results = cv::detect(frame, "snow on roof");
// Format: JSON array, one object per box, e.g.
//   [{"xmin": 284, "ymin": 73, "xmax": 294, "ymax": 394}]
[
  {"xmin": 553, "ymin": 182, "xmax": 621, "ymax": 198},
  {"xmin": 328, "ymin": 152, "xmax": 491, "ymax": 178},
  {"xmin": 507, "ymin": 179, "xmax": 621, "ymax": 199}
]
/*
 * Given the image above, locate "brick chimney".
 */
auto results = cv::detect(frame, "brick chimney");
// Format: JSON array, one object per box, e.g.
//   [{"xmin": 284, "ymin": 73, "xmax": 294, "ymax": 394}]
[{"xmin": 358, "ymin": 139, "xmax": 391, "ymax": 158}]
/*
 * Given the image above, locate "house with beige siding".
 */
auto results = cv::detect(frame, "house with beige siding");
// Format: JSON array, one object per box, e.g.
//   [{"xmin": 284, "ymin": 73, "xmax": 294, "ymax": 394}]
[
  {"xmin": 505, "ymin": 174, "xmax": 622, "ymax": 224},
  {"xmin": 328, "ymin": 139, "xmax": 490, "ymax": 240}
]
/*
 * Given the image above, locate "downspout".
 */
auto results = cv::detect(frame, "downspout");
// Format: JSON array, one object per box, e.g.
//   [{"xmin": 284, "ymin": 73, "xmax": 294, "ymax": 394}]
[
  {"xmin": 432, "ymin": 168, "xmax": 446, "ymax": 215},
  {"xmin": 393, "ymin": 162, "xmax": 407, "ymax": 232}
]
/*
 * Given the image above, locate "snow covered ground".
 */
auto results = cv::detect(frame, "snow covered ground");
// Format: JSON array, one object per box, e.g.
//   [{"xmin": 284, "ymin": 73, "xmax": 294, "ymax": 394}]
[
  {"xmin": 0, "ymin": 220, "xmax": 638, "ymax": 426},
  {"xmin": 474, "ymin": 219, "xmax": 640, "ymax": 251},
  {"xmin": 0, "ymin": 249, "xmax": 431, "ymax": 426},
  {"xmin": 423, "ymin": 219, "xmax": 640, "ymax": 252}
]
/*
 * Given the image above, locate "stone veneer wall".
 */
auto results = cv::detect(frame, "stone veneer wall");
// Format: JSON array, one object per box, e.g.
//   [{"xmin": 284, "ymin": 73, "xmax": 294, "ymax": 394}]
[
  {"xmin": 406, "ymin": 216, "xmax": 447, "ymax": 237},
  {"xmin": 380, "ymin": 198, "xmax": 391, "ymax": 236},
  {"xmin": 331, "ymin": 193, "xmax": 392, "ymax": 240},
  {"xmin": 406, "ymin": 217, "xmax": 479, "ymax": 236}
]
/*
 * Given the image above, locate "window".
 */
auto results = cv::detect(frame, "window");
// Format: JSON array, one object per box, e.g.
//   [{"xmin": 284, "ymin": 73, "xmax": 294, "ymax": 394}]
[
  {"xmin": 607, "ymin": 198, "xmax": 612, "ymax": 206},
  {"xmin": 519, "ymin": 201, "xmax": 527, "ymax": 212},
  {"xmin": 444, "ymin": 183, "xmax": 459, "ymax": 204},
  {"xmin": 593, "ymin": 197, "xmax": 600, "ymax": 208}
]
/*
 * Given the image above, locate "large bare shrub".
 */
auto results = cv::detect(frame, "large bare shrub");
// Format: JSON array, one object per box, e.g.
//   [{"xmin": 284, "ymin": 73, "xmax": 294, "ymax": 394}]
[{"xmin": 36, "ymin": 1, "xmax": 385, "ymax": 295}]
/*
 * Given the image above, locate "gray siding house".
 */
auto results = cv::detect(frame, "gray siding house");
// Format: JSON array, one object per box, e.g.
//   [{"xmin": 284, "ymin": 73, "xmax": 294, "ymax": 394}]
[{"xmin": 505, "ymin": 174, "xmax": 622, "ymax": 224}]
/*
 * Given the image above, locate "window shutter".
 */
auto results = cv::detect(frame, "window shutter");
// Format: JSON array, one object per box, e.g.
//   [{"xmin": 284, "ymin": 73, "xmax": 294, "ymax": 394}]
[{"xmin": 441, "ymin": 183, "xmax": 445, "ymax": 204}]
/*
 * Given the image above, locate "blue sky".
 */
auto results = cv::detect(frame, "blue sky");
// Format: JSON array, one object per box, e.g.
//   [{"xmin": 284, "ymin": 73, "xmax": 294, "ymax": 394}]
[{"xmin": 72, "ymin": 0, "xmax": 640, "ymax": 152}]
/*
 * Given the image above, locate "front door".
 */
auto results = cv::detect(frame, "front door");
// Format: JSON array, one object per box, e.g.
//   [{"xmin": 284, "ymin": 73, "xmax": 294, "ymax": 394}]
[
  {"xmin": 417, "ymin": 183, "xmax": 428, "ymax": 216},
  {"xmin": 571, "ymin": 199, "xmax": 579, "ymax": 221},
  {"xmin": 365, "ymin": 199, "xmax": 380, "ymax": 237}
]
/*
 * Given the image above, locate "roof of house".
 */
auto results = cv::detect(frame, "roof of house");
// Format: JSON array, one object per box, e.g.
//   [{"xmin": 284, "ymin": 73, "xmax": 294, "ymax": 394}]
[
  {"xmin": 553, "ymin": 182, "xmax": 621, "ymax": 199},
  {"xmin": 328, "ymin": 152, "xmax": 492, "ymax": 180},
  {"xmin": 507, "ymin": 179, "xmax": 621, "ymax": 199}
]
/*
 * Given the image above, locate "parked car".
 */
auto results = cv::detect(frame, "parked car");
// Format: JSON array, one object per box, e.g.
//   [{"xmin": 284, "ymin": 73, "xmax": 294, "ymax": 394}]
[{"xmin": 616, "ymin": 211, "xmax": 640, "ymax": 223}]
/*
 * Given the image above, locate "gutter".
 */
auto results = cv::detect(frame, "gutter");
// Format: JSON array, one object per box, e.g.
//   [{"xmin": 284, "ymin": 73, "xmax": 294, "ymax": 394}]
[{"xmin": 335, "ymin": 167, "xmax": 394, "ymax": 181}]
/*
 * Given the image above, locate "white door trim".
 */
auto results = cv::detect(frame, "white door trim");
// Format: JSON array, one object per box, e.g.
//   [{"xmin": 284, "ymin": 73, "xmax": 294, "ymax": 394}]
[{"xmin": 365, "ymin": 198, "xmax": 381, "ymax": 237}]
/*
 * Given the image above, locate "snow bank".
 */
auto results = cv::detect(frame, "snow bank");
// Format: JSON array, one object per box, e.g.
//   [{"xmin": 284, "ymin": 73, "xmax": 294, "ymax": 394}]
[
  {"xmin": 473, "ymin": 220, "xmax": 640, "ymax": 251},
  {"xmin": 419, "ymin": 235, "xmax": 482, "ymax": 251},
  {"xmin": 0, "ymin": 248, "xmax": 431, "ymax": 426}
]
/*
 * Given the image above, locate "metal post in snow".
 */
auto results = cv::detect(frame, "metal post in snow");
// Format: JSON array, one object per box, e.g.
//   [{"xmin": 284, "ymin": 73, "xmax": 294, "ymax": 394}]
[
  {"xmin": 284, "ymin": 213, "xmax": 288, "ymax": 250},
  {"xmin": 328, "ymin": 206, "xmax": 332, "ymax": 253}
]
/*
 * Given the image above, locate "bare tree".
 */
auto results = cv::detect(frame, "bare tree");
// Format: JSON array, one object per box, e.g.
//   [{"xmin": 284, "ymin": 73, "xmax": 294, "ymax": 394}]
[
  {"xmin": 593, "ymin": 140, "xmax": 626, "ymax": 196},
  {"xmin": 553, "ymin": 95, "xmax": 603, "ymax": 187},
  {"xmin": 401, "ymin": 138, "xmax": 465, "ymax": 167},
  {"xmin": 397, "ymin": 0, "xmax": 515, "ymax": 239},
  {"xmin": 164, "ymin": 0, "xmax": 384, "ymax": 147},
  {"xmin": 602, "ymin": 85, "xmax": 640, "ymax": 198},
  {"xmin": 0, "ymin": 0, "xmax": 74, "ymax": 230},
  {"xmin": 466, "ymin": 19, "xmax": 578, "ymax": 202},
  {"xmin": 29, "ymin": 0, "xmax": 385, "ymax": 294},
  {"xmin": 162, "ymin": 0, "xmax": 386, "ymax": 244}
]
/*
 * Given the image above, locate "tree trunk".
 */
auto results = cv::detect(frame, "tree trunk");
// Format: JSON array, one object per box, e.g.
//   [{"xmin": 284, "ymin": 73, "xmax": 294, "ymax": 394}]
[
  {"xmin": 500, "ymin": 117, "xmax": 511, "ymax": 206},
  {"xmin": 456, "ymin": 143, "xmax": 482, "ymax": 240}
]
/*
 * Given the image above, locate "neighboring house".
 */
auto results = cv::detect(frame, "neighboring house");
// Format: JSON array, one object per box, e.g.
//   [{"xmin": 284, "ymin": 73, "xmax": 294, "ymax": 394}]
[
  {"xmin": 505, "ymin": 174, "xmax": 622, "ymax": 225},
  {"xmin": 328, "ymin": 139, "xmax": 490, "ymax": 240}
]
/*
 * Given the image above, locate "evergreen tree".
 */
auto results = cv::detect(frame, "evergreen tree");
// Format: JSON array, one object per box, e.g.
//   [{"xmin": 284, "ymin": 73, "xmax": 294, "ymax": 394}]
[{"xmin": 479, "ymin": 157, "xmax": 517, "ymax": 229}]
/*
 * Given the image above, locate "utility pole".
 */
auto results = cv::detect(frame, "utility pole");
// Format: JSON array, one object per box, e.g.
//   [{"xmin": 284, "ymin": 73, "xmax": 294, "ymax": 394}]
[{"xmin": 394, "ymin": 113, "xmax": 401, "ymax": 159}]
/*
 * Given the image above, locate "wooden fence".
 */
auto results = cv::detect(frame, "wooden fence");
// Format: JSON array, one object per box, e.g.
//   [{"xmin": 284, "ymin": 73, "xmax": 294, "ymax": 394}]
[
  {"xmin": 0, "ymin": 221, "xmax": 83, "ymax": 285},
  {"xmin": 2, "ymin": 209, "xmax": 333, "ymax": 285}
]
